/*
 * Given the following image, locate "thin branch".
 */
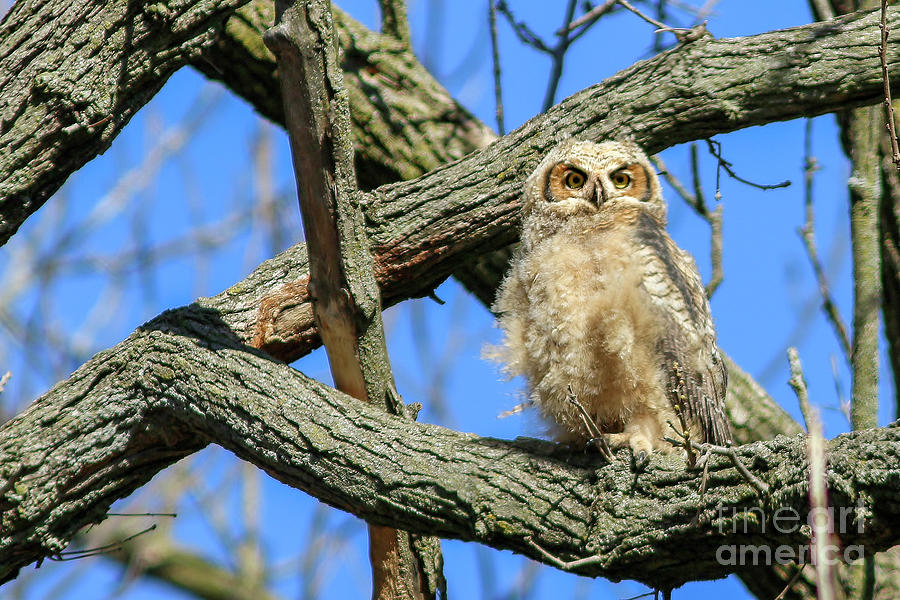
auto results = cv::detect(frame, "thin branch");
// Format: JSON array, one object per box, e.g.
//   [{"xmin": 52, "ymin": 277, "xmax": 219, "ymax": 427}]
[
  {"xmin": 495, "ymin": 1, "xmax": 550, "ymax": 53},
  {"xmin": 881, "ymin": 0, "xmax": 900, "ymax": 170},
  {"xmin": 664, "ymin": 432, "xmax": 770, "ymax": 496},
  {"xmin": 542, "ymin": 0, "xmax": 579, "ymax": 112},
  {"xmin": 525, "ymin": 536, "xmax": 604, "ymax": 571},
  {"xmin": 557, "ymin": 0, "xmax": 617, "ymax": 35},
  {"xmin": 773, "ymin": 564, "xmax": 808, "ymax": 600},
  {"xmin": 651, "ymin": 147, "xmax": 723, "ymax": 298},
  {"xmin": 617, "ymin": 0, "xmax": 674, "ymax": 30},
  {"xmin": 787, "ymin": 347, "xmax": 815, "ymax": 432},
  {"xmin": 496, "ymin": 0, "xmax": 586, "ymax": 112},
  {"xmin": 807, "ymin": 412, "xmax": 838, "ymax": 600},
  {"xmin": 616, "ymin": 0, "xmax": 709, "ymax": 42},
  {"xmin": 488, "ymin": 0, "xmax": 505, "ymax": 135},
  {"xmin": 706, "ymin": 139, "xmax": 792, "ymax": 192},
  {"xmin": 798, "ymin": 119, "xmax": 853, "ymax": 362},
  {"xmin": 50, "ymin": 526, "xmax": 158, "ymax": 561}
]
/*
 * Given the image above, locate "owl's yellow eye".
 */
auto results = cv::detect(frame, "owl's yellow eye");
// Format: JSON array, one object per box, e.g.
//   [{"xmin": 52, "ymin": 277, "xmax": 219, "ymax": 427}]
[
  {"xmin": 563, "ymin": 169, "xmax": 586, "ymax": 190},
  {"xmin": 611, "ymin": 171, "xmax": 631, "ymax": 189}
]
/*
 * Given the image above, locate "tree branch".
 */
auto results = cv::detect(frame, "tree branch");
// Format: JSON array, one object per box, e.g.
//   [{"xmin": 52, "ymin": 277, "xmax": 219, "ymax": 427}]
[
  {"xmin": 2, "ymin": 313, "xmax": 899, "ymax": 589},
  {"xmin": 847, "ymin": 104, "xmax": 883, "ymax": 431},
  {"xmin": 264, "ymin": 1, "xmax": 440, "ymax": 597}
]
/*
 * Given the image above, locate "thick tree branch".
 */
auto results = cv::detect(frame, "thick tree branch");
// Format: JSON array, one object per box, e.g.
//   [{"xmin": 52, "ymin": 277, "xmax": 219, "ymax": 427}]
[
  {"xmin": 2, "ymin": 313, "xmax": 899, "ymax": 589},
  {"xmin": 264, "ymin": 1, "xmax": 440, "ymax": 597},
  {"xmin": 266, "ymin": 0, "xmax": 396, "ymax": 412},
  {"xmin": 848, "ymin": 108, "xmax": 883, "ymax": 431},
  {"xmin": 0, "ymin": 0, "xmax": 254, "ymax": 246}
]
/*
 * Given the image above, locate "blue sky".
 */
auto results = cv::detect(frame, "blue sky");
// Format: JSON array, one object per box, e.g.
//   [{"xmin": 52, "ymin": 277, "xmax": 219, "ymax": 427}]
[{"xmin": 2, "ymin": 1, "xmax": 894, "ymax": 598}]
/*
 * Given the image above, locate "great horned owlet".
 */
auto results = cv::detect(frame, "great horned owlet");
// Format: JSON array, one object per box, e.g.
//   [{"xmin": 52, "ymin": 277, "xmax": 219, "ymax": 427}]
[{"xmin": 490, "ymin": 139, "xmax": 730, "ymax": 457}]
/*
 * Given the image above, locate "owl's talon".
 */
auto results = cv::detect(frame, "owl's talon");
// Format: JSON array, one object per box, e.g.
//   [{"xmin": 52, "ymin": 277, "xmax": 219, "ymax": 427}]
[
  {"xmin": 584, "ymin": 436, "xmax": 614, "ymax": 460},
  {"xmin": 631, "ymin": 449, "xmax": 649, "ymax": 471}
]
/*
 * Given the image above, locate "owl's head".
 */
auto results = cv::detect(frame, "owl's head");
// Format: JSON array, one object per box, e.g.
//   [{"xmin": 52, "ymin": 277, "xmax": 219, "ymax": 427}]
[{"xmin": 523, "ymin": 139, "xmax": 665, "ymax": 226}]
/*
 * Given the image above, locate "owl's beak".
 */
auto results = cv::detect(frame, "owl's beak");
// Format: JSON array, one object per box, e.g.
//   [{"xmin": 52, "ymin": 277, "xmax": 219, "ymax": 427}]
[{"xmin": 593, "ymin": 179, "xmax": 605, "ymax": 207}]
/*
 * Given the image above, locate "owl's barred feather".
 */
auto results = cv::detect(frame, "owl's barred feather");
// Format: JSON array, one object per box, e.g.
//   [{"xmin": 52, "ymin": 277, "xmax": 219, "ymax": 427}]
[{"xmin": 491, "ymin": 139, "xmax": 730, "ymax": 456}]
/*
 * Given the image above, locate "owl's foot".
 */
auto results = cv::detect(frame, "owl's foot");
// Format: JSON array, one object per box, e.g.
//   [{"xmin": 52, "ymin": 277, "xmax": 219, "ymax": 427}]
[{"xmin": 607, "ymin": 431, "xmax": 654, "ymax": 469}]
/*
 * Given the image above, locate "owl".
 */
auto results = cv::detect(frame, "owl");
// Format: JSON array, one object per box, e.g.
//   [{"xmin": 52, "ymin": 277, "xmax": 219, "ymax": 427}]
[{"xmin": 491, "ymin": 139, "xmax": 730, "ymax": 459}]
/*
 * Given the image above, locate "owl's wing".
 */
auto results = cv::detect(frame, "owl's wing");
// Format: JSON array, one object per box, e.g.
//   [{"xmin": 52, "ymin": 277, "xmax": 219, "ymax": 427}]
[{"xmin": 634, "ymin": 213, "xmax": 731, "ymax": 445}]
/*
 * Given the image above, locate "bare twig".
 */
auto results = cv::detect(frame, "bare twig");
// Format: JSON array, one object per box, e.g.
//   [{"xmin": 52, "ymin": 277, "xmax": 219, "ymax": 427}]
[
  {"xmin": 616, "ymin": 0, "xmax": 673, "ymax": 30},
  {"xmin": 488, "ymin": 0, "xmax": 505, "ymax": 135},
  {"xmin": 706, "ymin": 139, "xmax": 791, "ymax": 193},
  {"xmin": 652, "ymin": 0, "xmax": 668, "ymax": 53},
  {"xmin": 616, "ymin": 0, "xmax": 708, "ymax": 43},
  {"xmin": 543, "ymin": 0, "xmax": 579, "ymax": 111},
  {"xmin": 525, "ymin": 536, "xmax": 604, "ymax": 571},
  {"xmin": 807, "ymin": 412, "xmax": 837, "ymax": 600},
  {"xmin": 496, "ymin": 1, "xmax": 550, "ymax": 52},
  {"xmin": 774, "ymin": 564, "xmax": 808, "ymax": 600},
  {"xmin": 798, "ymin": 119, "xmax": 853, "ymax": 362},
  {"xmin": 881, "ymin": 0, "xmax": 900, "ymax": 169},
  {"xmin": 557, "ymin": 0, "xmax": 617, "ymax": 35},
  {"xmin": 665, "ymin": 433, "xmax": 769, "ymax": 495},
  {"xmin": 787, "ymin": 347, "xmax": 814, "ymax": 432},
  {"xmin": 497, "ymin": 0, "xmax": 590, "ymax": 111},
  {"xmin": 651, "ymin": 147, "xmax": 723, "ymax": 298},
  {"xmin": 50, "ymin": 525, "xmax": 158, "ymax": 560},
  {"xmin": 567, "ymin": 385, "xmax": 614, "ymax": 460}
]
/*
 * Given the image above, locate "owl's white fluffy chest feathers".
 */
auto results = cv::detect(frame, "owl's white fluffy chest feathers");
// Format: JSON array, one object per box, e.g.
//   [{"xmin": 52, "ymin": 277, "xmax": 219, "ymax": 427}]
[{"xmin": 504, "ymin": 224, "xmax": 673, "ymax": 443}]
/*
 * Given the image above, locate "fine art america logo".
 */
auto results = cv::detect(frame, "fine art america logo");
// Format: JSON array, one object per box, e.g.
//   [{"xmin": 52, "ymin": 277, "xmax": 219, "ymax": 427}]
[{"xmin": 715, "ymin": 499, "xmax": 866, "ymax": 566}]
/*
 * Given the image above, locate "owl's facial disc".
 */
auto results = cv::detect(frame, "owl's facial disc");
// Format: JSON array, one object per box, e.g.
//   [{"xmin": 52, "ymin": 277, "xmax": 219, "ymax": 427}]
[{"xmin": 545, "ymin": 162, "xmax": 599, "ymax": 207}]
